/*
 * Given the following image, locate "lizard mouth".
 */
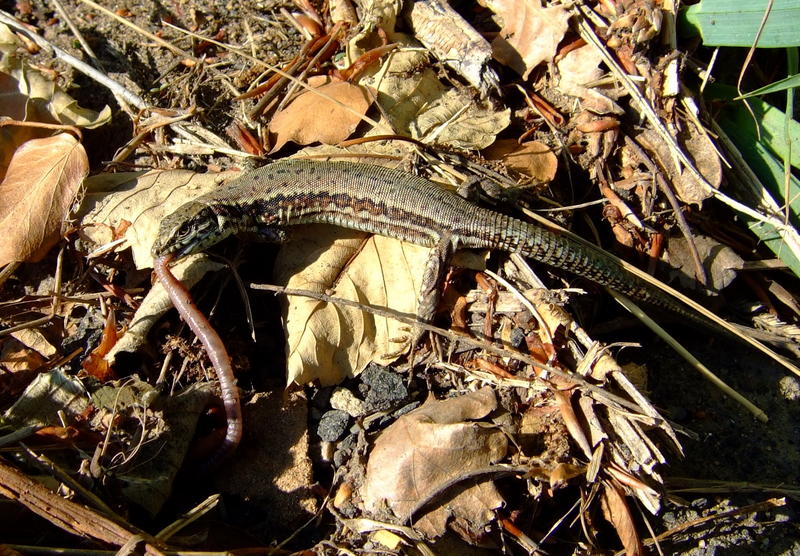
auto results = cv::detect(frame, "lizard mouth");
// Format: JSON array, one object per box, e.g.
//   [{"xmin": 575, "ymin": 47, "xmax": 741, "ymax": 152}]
[{"xmin": 152, "ymin": 205, "xmax": 222, "ymax": 259}]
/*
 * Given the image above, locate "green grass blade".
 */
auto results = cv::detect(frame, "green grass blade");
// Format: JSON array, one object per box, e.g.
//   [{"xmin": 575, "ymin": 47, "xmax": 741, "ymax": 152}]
[
  {"xmin": 708, "ymin": 84, "xmax": 800, "ymax": 170},
  {"xmin": 682, "ymin": 0, "xmax": 800, "ymax": 48},
  {"xmin": 735, "ymin": 73, "xmax": 800, "ymax": 98},
  {"xmin": 715, "ymin": 113, "xmax": 800, "ymax": 277}
]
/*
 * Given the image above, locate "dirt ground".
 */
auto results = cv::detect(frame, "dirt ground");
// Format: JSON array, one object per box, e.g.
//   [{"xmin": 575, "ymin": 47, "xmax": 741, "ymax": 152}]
[{"xmin": 621, "ymin": 329, "xmax": 800, "ymax": 553}]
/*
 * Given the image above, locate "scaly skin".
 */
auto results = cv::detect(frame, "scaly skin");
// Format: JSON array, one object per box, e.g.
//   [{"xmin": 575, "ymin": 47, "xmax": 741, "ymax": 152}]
[
  {"xmin": 153, "ymin": 159, "xmax": 702, "ymax": 322},
  {"xmin": 151, "ymin": 159, "xmax": 798, "ymax": 443}
]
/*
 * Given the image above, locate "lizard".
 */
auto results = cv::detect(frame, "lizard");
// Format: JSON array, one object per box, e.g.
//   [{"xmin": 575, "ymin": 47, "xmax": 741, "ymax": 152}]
[
  {"xmin": 153, "ymin": 160, "xmax": 698, "ymax": 314},
  {"xmin": 149, "ymin": 159, "xmax": 785, "ymax": 469}
]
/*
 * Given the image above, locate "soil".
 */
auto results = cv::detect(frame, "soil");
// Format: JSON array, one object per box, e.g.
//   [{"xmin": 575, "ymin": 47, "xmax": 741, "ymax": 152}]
[{"xmin": 643, "ymin": 333, "xmax": 800, "ymax": 554}]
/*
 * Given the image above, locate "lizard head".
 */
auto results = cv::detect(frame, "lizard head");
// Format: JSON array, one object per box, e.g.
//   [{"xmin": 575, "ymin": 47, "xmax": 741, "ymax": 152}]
[{"xmin": 151, "ymin": 201, "xmax": 232, "ymax": 259}]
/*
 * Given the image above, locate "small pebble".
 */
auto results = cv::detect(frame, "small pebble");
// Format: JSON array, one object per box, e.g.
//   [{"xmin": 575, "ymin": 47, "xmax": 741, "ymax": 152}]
[
  {"xmin": 330, "ymin": 386, "xmax": 366, "ymax": 417},
  {"xmin": 317, "ymin": 409, "xmax": 350, "ymax": 442}
]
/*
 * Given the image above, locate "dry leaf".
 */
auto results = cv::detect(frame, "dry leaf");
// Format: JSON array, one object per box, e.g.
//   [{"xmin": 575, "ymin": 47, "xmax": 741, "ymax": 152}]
[
  {"xmin": 677, "ymin": 125, "xmax": 723, "ymax": 204},
  {"xmin": 371, "ymin": 529, "xmax": 404, "ymax": 550},
  {"xmin": 2, "ymin": 369, "xmax": 90, "ymax": 428},
  {"xmin": 0, "ymin": 134, "xmax": 88, "ymax": 265},
  {"xmin": 483, "ymin": 0, "xmax": 570, "ymax": 79},
  {"xmin": 357, "ymin": 46, "xmax": 509, "ymax": 149},
  {"xmin": 633, "ymin": 127, "xmax": 721, "ymax": 205},
  {"xmin": 0, "ymin": 337, "xmax": 47, "ymax": 373},
  {"xmin": 0, "ymin": 124, "xmax": 46, "ymax": 183},
  {"xmin": 276, "ymin": 227, "xmax": 431, "ymax": 386},
  {"xmin": 665, "ymin": 235, "xmax": 743, "ymax": 293},
  {"xmin": 356, "ymin": 38, "xmax": 446, "ymax": 129},
  {"xmin": 0, "ymin": 25, "xmax": 110, "ymax": 178},
  {"xmin": 89, "ymin": 379, "xmax": 212, "ymax": 515},
  {"xmin": 557, "ymin": 44, "xmax": 624, "ymax": 115},
  {"xmin": 414, "ymin": 88, "xmax": 510, "ymax": 149},
  {"xmin": 363, "ymin": 387, "xmax": 507, "ymax": 539},
  {"xmin": 600, "ymin": 481, "xmax": 644, "ymax": 556},
  {"xmin": 79, "ymin": 169, "xmax": 235, "ymax": 269},
  {"xmin": 269, "ymin": 80, "xmax": 373, "ymax": 152},
  {"xmin": 484, "ymin": 139, "xmax": 558, "ymax": 182},
  {"xmin": 347, "ymin": 0, "xmax": 404, "ymax": 48},
  {"xmin": 0, "ymin": 24, "xmax": 111, "ymax": 128},
  {"xmin": 10, "ymin": 328, "xmax": 57, "ymax": 358}
]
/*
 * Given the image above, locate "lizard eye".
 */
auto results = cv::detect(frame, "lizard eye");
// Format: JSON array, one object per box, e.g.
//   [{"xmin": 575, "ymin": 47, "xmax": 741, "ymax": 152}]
[{"xmin": 175, "ymin": 221, "xmax": 194, "ymax": 240}]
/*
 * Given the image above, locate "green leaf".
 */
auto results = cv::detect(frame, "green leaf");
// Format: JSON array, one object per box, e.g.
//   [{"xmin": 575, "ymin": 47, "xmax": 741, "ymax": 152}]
[
  {"xmin": 735, "ymin": 73, "xmax": 800, "ymax": 98},
  {"xmin": 682, "ymin": 0, "xmax": 800, "ymax": 48},
  {"xmin": 707, "ymin": 83, "xmax": 800, "ymax": 170},
  {"xmin": 716, "ymin": 104, "xmax": 800, "ymax": 276}
]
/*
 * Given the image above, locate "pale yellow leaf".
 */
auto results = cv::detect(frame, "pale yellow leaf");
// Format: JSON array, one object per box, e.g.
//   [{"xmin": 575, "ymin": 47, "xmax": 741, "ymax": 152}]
[
  {"xmin": 79, "ymin": 169, "xmax": 234, "ymax": 361},
  {"xmin": 276, "ymin": 227, "xmax": 431, "ymax": 386},
  {"xmin": 357, "ymin": 44, "xmax": 508, "ymax": 149},
  {"xmin": 0, "ymin": 337, "xmax": 46, "ymax": 373},
  {"xmin": 0, "ymin": 25, "xmax": 109, "ymax": 184},
  {"xmin": 557, "ymin": 44, "xmax": 624, "ymax": 115},
  {"xmin": 0, "ymin": 134, "xmax": 88, "ymax": 265},
  {"xmin": 414, "ymin": 88, "xmax": 510, "ymax": 149},
  {"xmin": 10, "ymin": 328, "xmax": 57, "ymax": 358}
]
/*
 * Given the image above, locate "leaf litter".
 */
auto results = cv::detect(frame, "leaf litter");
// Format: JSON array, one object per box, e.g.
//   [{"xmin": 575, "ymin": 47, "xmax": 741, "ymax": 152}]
[{"xmin": 0, "ymin": 0, "xmax": 798, "ymax": 554}]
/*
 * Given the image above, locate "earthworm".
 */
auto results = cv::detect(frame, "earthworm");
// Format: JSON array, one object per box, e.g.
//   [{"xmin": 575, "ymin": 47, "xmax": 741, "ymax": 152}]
[{"xmin": 153, "ymin": 254, "xmax": 242, "ymax": 471}]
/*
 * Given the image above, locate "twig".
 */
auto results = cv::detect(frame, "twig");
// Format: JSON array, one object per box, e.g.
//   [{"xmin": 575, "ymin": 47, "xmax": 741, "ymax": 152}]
[
  {"xmin": 0, "ymin": 261, "xmax": 21, "ymax": 289},
  {"xmin": 608, "ymin": 289, "xmax": 768, "ymax": 422},
  {"xmin": 155, "ymin": 494, "xmax": 220, "ymax": 541},
  {"xmin": 112, "ymin": 108, "xmax": 198, "ymax": 164},
  {"xmin": 0, "ymin": 248, "xmax": 65, "ymax": 337},
  {"xmin": 76, "ymin": 0, "xmax": 190, "ymax": 58},
  {"xmin": 48, "ymin": 0, "xmax": 102, "ymax": 69},
  {"xmin": 18, "ymin": 443, "xmax": 118, "ymax": 517},
  {"xmin": 640, "ymin": 497, "xmax": 786, "ymax": 551},
  {"xmin": 624, "ymin": 135, "xmax": 708, "ymax": 286},
  {"xmin": 0, "ymin": 9, "xmax": 146, "ymax": 110},
  {"xmin": 250, "ymin": 282, "xmax": 664, "ymax": 418},
  {"xmin": 666, "ymin": 477, "xmax": 800, "ymax": 499},
  {"xmin": 0, "ymin": 457, "xmax": 167, "ymax": 555},
  {"xmin": 274, "ymin": 24, "xmax": 345, "ymax": 114}
]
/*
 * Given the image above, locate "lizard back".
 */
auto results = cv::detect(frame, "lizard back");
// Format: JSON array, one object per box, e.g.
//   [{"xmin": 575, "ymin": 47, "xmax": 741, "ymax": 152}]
[{"xmin": 154, "ymin": 160, "xmax": 695, "ymax": 318}]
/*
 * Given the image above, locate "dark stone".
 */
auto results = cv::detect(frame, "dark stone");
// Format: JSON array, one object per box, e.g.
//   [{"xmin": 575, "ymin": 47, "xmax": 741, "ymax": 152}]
[{"xmin": 317, "ymin": 409, "xmax": 350, "ymax": 442}]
